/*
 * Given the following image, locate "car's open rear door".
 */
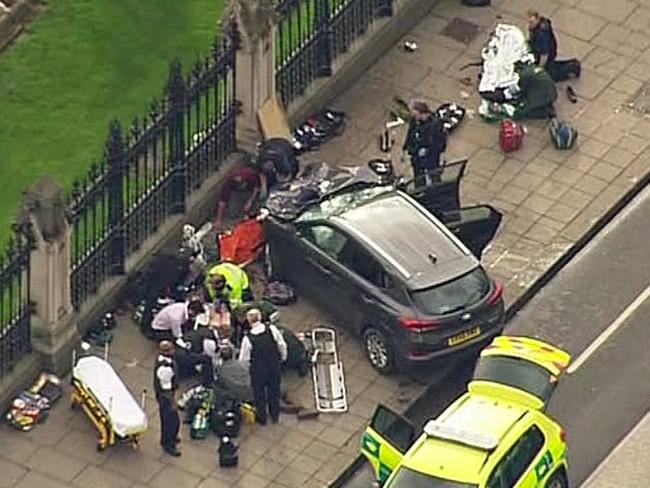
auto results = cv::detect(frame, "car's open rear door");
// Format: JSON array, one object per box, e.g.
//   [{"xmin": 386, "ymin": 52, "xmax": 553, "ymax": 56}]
[
  {"xmin": 439, "ymin": 205, "xmax": 503, "ymax": 259},
  {"xmin": 361, "ymin": 405, "xmax": 415, "ymax": 485}
]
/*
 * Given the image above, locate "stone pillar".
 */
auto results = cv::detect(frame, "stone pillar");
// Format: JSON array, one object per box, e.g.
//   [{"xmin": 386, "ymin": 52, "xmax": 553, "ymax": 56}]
[
  {"xmin": 19, "ymin": 176, "xmax": 78, "ymax": 374},
  {"xmin": 227, "ymin": 0, "xmax": 277, "ymax": 152}
]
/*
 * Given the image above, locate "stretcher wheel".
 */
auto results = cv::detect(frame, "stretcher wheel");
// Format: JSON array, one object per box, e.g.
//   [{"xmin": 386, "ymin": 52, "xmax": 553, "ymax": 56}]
[
  {"xmin": 131, "ymin": 438, "xmax": 139, "ymax": 450},
  {"xmin": 97, "ymin": 442, "xmax": 106, "ymax": 452}
]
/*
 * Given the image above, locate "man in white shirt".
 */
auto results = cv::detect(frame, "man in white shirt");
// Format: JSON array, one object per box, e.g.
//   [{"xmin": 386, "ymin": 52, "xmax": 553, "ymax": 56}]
[
  {"xmin": 148, "ymin": 300, "xmax": 205, "ymax": 341},
  {"xmin": 238, "ymin": 309, "xmax": 287, "ymax": 425}
]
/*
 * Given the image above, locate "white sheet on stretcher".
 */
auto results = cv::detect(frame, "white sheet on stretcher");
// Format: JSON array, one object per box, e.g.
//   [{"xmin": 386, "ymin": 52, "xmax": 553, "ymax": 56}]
[{"xmin": 73, "ymin": 356, "xmax": 148, "ymax": 437}]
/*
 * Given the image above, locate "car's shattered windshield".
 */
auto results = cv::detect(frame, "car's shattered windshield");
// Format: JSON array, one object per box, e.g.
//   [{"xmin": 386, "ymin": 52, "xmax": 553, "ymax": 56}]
[{"xmin": 296, "ymin": 185, "xmax": 393, "ymax": 223}]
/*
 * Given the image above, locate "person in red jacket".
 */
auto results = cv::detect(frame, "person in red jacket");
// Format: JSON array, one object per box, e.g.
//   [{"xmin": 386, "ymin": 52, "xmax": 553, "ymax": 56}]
[{"xmin": 215, "ymin": 166, "xmax": 267, "ymax": 229}]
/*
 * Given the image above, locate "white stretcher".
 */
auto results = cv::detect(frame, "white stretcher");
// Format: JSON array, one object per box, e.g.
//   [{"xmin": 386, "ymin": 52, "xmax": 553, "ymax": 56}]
[
  {"xmin": 71, "ymin": 355, "xmax": 148, "ymax": 451},
  {"xmin": 310, "ymin": 327, "xmax": 348, "ymax": 413}
]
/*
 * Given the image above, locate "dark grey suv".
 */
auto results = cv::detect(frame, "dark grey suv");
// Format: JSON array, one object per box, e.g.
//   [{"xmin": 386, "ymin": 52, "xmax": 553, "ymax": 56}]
[{"xmin": 262, "ymin": 162, "xmax": 504, "ymax": 373}]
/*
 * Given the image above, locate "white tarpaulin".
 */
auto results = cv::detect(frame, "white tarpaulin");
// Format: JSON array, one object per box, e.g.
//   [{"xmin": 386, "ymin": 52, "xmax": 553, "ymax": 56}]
[
  {"xmin": 479, "ymin": 24, "xmax": 535, "ymax": 93},
  {"xmin": 73, "ymin": 356, "xmax": 148, "ymax": 437}
]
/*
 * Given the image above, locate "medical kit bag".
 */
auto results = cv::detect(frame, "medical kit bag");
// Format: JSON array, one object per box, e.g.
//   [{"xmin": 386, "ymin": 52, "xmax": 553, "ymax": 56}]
[
  {"xmin": 499, "ymin": 119, "xmax": 524, "ymax": 152},
  {"xmin": 549, "ymin": 118, "xmax": 578, "ymax": 150}
]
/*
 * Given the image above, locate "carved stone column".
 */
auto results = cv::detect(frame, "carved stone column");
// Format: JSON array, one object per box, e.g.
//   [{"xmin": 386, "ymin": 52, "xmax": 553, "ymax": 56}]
[
  {"xmin": 19, "ymin": 176, "xmax": 78, "ymax": 373},
  {"xmin": 226, "ymin": 0, "xmax": 277, "ymax": 152}
]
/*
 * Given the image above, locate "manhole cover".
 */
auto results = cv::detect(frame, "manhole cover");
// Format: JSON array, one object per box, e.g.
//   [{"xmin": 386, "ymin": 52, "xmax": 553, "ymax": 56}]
[
  {"xmin": 442, "ymin": 17, "xmax": 481, "ymax": 45},
  {"xmin": 627, "ymin": 83, "xmax": 650, "ymax": 114}
]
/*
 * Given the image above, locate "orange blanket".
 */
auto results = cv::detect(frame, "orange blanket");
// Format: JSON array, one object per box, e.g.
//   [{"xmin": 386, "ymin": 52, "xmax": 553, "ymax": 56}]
[{"xmin": 218, "ymin": 219, "xmax": 265, "ymax": 266}]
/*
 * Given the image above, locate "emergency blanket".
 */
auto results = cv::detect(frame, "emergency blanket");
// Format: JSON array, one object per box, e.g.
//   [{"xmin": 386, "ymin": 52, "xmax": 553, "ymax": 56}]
[
  {"xmin": 478, "ymin": 24, "xmax": 535, "ymax": 94},
  {"xmin": 264, "ymin": 162, "xmax": 388, "ymax": 221},
  {"xmin": 73, "ymin": 356, "xmax": 147, "ymax": 437},
  {"xmin": 218, "ymin": 218, "xmax": 265, "ymax": 265}
]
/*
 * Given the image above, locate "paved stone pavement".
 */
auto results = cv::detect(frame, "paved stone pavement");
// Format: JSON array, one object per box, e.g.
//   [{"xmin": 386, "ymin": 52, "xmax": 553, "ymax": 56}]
[{"xmin": 2, "ymin": 0, "xmax": 650, "ymax": 486}]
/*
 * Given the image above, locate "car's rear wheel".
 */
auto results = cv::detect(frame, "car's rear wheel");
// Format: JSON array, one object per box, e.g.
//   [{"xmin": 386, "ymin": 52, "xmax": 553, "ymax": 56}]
[
  {"xmin": 546, "ymin": 470, "xmax": 568, "ymax": 488},
  {"xmin": 363, "ymin": 327, "xmax": 396, "ymax": 374}
]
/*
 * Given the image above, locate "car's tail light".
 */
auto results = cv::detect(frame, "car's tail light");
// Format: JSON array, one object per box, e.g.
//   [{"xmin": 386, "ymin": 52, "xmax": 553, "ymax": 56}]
[
  {"xmin": 399, "ymin": 317, "xmax": 441, "ymax": 332},
  {"xmin": 487, "ymin": 281, "xmax": 504, "ymax": 305},
  {"xmin": 560, "ymin": 429, "xmax": 568, "ymax": 443}
]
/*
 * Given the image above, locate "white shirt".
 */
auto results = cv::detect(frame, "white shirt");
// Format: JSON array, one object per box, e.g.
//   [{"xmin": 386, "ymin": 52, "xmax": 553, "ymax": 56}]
[
  {"xmin": 151, "ymin": 302, "xmax": 188, "ymax": 339},
  {"xmin": 238, "ymin": 322, "xmax": 288, "ymax": 365},
  {"xmin": 156, "ymin": 355, "xmax": 175, "ymax": 392},
  {"xmin": 202, "ymin": 331, "xmax": 220, "ymax": 366}
]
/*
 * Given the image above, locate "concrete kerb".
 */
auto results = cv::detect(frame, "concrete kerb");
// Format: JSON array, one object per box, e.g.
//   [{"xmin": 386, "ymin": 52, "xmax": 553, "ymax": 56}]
[{"xmin": 329, "ymin": 171, "xmax": 650, "ymax": 487}]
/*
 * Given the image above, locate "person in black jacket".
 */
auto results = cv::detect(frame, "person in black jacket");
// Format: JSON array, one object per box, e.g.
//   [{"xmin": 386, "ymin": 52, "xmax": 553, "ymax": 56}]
[
  {"xmin": 402, "ymin": 100, "xmax": 447, "ymax": 183},
  {"xmin": 238, "ymin": 309, "xmax": 287, "ymax": 425},
  {"xmin": 153, "ymin": 341, "xmax": 181, "ymax": 456},
  {"xmin": 528, "ymin": 10, "xmax": 580, "ymax": 82}
]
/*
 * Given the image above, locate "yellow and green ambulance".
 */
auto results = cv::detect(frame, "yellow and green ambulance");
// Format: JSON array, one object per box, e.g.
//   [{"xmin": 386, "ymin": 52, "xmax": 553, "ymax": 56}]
[{"xmin": 361, "ymin": 336, "xmax": 571, "ymax": 488}]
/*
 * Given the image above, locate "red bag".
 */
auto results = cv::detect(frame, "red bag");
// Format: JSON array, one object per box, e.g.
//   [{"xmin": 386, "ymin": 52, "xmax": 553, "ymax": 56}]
[{"xmin": 499, "ymin": 119, "xmax": 524, "ymax": 152}]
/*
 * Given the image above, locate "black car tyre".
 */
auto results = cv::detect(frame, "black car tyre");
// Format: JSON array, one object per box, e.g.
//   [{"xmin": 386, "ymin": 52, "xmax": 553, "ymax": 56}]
[
  {"xmin": 264, "ymin": 243, "xmax": 283, "ymax": 280},
  {"xmin": 546, "ymin": 471, "xmax": 568, "ymax": 488},
  {"xmin": 363, "ymin": 327, "xmax": 396, "ymax": 374}
]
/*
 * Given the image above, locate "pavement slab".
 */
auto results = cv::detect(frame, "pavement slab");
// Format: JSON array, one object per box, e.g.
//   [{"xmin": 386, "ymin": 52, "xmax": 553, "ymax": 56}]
[{"xmin": 3, "ymin": 0, "xmax": 650, "ymax": 486}]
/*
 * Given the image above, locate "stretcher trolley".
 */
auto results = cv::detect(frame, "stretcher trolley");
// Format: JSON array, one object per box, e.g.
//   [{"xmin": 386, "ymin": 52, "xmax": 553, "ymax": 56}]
[{"xmin": 71, "ymin": 355, "xmax": 148, "ymax": 451}]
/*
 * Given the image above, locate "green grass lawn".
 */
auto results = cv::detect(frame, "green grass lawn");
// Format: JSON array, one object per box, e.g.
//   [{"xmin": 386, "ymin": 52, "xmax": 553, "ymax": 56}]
[{"xmin": 0, "ymin": 0, "xmax": 225, "ymax": 245}]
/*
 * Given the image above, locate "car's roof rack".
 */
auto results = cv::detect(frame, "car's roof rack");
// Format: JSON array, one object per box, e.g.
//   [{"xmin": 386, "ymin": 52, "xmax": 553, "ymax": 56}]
[{"xmin": 423, "ymin": 420, "xmax": 499, "ymax": 451}]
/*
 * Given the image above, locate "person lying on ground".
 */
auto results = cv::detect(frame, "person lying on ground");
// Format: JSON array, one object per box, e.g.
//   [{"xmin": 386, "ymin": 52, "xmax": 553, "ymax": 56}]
[{"xmin": 528, "ymin": 10, "xmax": 581, "ymax": 82}]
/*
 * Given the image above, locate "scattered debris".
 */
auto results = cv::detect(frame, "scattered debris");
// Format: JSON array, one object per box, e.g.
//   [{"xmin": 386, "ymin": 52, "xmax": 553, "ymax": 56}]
[{"xmin": 403, "ymin": 40, "xmax": 418, "ymax": 52}]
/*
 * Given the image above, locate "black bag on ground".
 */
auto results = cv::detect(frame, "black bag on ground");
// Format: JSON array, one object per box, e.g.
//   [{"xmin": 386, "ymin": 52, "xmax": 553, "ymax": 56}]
[
  {"xmin": 210, "ymin": 399, "xmax": 242, "ymax": 436},
  {"xmin": 218, "ymin": 436, "xmax": 239, "ymax": 467},
  {"xmin": 262, "ymin": 281, "xmax": 296, "ymax": 305},
  {"xmin": 462, "ymin": 0, "xmax": 490, "ymax": 5}
]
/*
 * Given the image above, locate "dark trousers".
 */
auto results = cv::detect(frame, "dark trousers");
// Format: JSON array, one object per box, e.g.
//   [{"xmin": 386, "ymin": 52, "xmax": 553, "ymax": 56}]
[
  {"xmin": 158, "ymin": 396, "xmax": 180, "ymax": 450},
  {"xmin": 175, "ymin": 350, "xmax": 214, "ymax": 387},
  {"xmin": 144, "ymin": 323, "xmax": 174, "ymax": 342},
  {"xmin": 410, "ymin": 151, "xmax": 442, "ymax": 183},
  {"xmin": 250, "ymin": 368, "xmax": 281, "ymax": 423},
  {"xmin": 545, "ymin": 59, "xmax": 578, "ymax": 82}
]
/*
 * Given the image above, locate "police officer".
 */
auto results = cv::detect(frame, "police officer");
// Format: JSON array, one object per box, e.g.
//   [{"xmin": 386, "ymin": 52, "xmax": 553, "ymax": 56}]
[
  {"xmin": 527, "ymin": 10, "xmax": 580, "ymax": 82},
  {"xmin": 174, "ymin": 324, "xmax": 219, "ymax": 387},
  {"xmin": 238, "ymin": 309, "xmax": 287, "ymax": 425},
  {"xmin": 203, "ymin": 262, "xmax": 254, "ymax": 309},
  {"xmin": 402, "ymin": 100, "xmax": 447, "ymax": 184},
  {"xmin": 154, "ymin": 341, "xmax": 181, "ymax": 456}
]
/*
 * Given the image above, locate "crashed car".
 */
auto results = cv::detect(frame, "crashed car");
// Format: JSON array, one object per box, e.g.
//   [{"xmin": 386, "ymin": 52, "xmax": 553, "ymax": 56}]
[{"xmin": 261, "ymin": 160, "xmax": 504, "ymax": 373}]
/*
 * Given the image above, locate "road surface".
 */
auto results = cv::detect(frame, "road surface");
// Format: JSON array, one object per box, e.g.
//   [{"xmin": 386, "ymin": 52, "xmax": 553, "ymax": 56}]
[{"xmin": 342, "ymin": 184, "xmax": 650, "ymax": 487}]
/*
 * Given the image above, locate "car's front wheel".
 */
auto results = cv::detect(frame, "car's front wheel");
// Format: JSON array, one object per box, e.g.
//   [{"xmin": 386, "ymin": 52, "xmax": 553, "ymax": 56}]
[
  {"xmin": 363, "ymin": 327, "xmax": 396, "ymax": 374},
  {"xmin": 546, "ymin": 470, "xmax": 568, "ymax": 488}
]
